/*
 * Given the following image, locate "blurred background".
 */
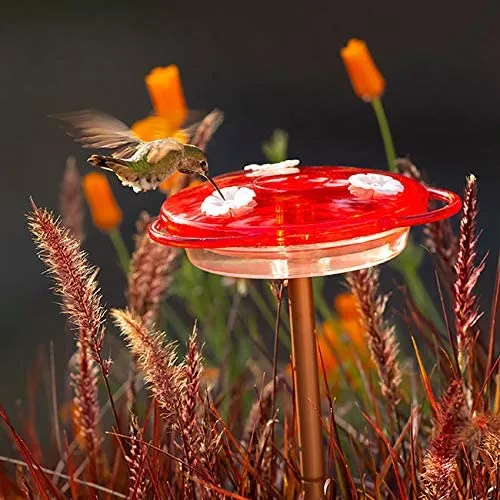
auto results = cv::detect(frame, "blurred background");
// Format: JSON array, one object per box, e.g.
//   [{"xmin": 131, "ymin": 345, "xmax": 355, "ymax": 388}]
[{"xmin": 0, "ymin": 1, "xmax": 498, "ymax": 449}]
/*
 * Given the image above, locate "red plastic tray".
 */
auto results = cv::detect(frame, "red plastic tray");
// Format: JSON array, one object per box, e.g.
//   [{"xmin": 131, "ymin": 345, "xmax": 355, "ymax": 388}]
[{"xmin": 149, "ymin": 166, "xmax": 461, "ymax": 249}]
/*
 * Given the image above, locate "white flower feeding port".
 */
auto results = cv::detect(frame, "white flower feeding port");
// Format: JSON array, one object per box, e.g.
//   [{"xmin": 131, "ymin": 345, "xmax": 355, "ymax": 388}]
[
  {"xmin": 200, "ymin": 186, "xmax": 257, "ymax": 217},
  {"xmin": 348, "ymin": 172, "xmax": 405, "ymax": 199},
  {"xmin": 243, "ymin": 159, "xmax": 300, "ymax": 177}
]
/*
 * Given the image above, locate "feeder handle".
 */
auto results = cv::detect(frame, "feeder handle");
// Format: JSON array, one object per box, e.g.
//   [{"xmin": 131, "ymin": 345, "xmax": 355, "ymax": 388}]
[{"xmin": 397, "ymin": 187, "xmax": 462, "ymax": 226}]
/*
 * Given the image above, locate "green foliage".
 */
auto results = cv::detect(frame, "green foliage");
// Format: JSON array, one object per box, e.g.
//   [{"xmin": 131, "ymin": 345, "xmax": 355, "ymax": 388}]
[
  {"xmin": 390, "ymin": 237, "xmax": 445, "ymax": 330},
  {"xmin": 262, "ymin": 129, "xmax": 289, "ymax": 163}
]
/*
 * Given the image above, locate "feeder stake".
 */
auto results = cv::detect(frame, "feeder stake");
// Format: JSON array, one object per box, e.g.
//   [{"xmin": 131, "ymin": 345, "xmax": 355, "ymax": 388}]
[{"xmin": 288, "ymin": 277, "xmax": 325, "ymax": 498}]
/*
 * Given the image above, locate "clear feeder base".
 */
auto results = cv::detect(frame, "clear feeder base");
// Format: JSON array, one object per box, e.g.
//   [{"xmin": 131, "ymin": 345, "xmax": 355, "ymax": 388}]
[{"xmin": 185, "ymin": 227, "xmax": 409, "ymax": 279}]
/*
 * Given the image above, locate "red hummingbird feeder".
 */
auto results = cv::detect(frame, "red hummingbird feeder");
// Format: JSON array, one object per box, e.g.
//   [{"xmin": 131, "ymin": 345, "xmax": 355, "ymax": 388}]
[{"xmin": 149, "ymin": 165, "xmax": 461, "ymax": 498}]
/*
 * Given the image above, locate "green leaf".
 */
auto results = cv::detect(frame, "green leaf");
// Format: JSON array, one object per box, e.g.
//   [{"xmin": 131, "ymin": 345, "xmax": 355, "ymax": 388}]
[
  {"xmin": 389, "ymin": 238, "xmax": 424, "ymax": 274},
  {"xmin": 262, "ymin": 129, "xmax": 289, "ymax": 163},
  {"xmin": 390, "ymin": 238, "xmax": 444, "ymax": 330}
]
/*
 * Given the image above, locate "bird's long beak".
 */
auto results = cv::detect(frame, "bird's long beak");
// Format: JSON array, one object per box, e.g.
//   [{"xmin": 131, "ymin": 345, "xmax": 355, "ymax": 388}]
[{"xmin": 204, "ymin": 175, "xmax": 226, "ymax": 201}]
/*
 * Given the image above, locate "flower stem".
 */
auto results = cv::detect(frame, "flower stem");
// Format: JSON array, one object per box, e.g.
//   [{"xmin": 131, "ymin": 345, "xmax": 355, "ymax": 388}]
[
  {"xmin": 249, "ymin": 281, "xmax": 290, "ymax": 350},
  {"xmin": 270, "ymin": 281, "xmax": 285, "ymax": 482},
  {"xmin": 108, "ymin": 228, "xmax": 130, "ymax": 274},
  {"xmin": 372, "ymin": 98, "xmax": 444, "ymax": 330},
  {"xmin": 404, "ymin": 266, "xmax": 445, "ymax": 331},
  {"xmin": 161, "ymin": 301, "xmax": 190, "ymax": 338},
  {"xmin": 371, "ymin": 97, "xmax": 397, "ymax": 172},
  {"xmin": 313, "ymin": 282, "xmax": 337, "ymax": 325},
  {"xmin": 248, "ymin": 281, "xmax": 278, "ymax": 331}
]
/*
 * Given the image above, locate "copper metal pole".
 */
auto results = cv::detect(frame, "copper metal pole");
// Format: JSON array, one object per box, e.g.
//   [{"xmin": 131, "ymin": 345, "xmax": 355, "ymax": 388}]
[{"xmin": 288, "ymin": 277, "xmax": 325, "ymax": 499}]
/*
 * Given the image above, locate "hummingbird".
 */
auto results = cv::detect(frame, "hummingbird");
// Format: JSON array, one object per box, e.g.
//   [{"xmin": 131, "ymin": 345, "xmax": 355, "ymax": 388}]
[{"xmin": 53, "ymin": 108, "xmax": 225, "ymax": 197}]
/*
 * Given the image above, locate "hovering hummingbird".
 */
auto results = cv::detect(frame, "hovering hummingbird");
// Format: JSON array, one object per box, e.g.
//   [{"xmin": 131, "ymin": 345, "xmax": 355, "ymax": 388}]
[{"xmin": 53, "ymin": 108, "xmax": 225, "ymax": 196}]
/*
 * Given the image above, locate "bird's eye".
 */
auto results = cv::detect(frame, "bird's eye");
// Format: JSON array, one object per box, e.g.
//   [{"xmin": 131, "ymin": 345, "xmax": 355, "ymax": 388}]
[{"xmin": 199, "ymin": 160, "xmax": 208, "ymax": 170}]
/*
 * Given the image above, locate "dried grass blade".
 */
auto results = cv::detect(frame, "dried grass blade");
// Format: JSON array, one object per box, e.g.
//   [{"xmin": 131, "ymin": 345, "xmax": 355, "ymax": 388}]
[
  {"xmin": 360, "ymin": 410, "xmax": 406, "ymax": 500},
  {"xmin": 0, "ymin": 405, "xmax": 63, "ymax": 499},
  {"xmin": 317, "ymin": 335, "xmax": 357, "ymax": 499},
  {"xmin": 63, "ymin": 434, "xmax": 78, "ymax": 500},
  {"xmin": 411, "ymin": 336, "xmax": 437, "ymax": 416},
  {"xmin": 486, "ymin": 255, "xmax": 500, "ymax": 391},
  {"xmin": 472, "ymin": 356, "xmax": 500, "ymax": 414}
]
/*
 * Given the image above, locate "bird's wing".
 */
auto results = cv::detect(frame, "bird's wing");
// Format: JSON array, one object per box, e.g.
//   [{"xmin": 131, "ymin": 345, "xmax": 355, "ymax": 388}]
[
  {"xmin": 146, "ymin": 138, "xmax": 184, "ymax": 164},
  {"xmin": 52, "ymin": 109, "xmax": 143, "ymax": 159},
  {"xmin": 189, "ymin": 108, "xmax": 224, "ymax": 151}
]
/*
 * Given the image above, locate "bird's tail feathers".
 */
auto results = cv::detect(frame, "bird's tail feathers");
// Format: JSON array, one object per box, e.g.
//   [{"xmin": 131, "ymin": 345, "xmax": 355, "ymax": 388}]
[{"xmin": 88, "ymin": 154, "xmax": 129, "ymax": 171}]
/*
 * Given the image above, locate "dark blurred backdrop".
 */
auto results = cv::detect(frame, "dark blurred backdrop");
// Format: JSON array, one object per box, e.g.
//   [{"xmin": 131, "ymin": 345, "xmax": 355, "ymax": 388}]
[{"xmin": 0, "ymin": 1, "xmax": 499, "ymax": 447}]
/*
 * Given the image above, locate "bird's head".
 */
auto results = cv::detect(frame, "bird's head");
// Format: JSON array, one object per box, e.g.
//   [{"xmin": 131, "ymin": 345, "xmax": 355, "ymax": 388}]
[
  {"xmin": 178, "ymin": 144, "xmax": 226, "ymax": 200},
  {"xmin": 177, "ymin": 144, "xmax": 209, "ymax": 176}
]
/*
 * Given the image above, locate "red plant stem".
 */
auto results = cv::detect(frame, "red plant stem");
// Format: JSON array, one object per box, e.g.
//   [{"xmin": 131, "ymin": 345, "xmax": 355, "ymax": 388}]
[
  {"xmin": 270, "ymin": 280, "xmax": 285, "ymax": 481},
  {"xmin": 94, "ymin": 346, "xmax": 123, "ymax": 437},
  {"xmin": 485, "ymin": 255, "xmax": 500, "ymax": 401}
]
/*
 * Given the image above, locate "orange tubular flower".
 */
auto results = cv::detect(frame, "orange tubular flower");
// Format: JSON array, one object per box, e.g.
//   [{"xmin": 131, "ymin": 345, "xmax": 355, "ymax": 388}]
[
  {"xmin": 131, "ymin": 65, "xmax": 192, "ymax": 194},
  {"xmin": 132, "ymin": 65, "xmax": 189, "ymax": 143},
  {"xmin": 317, "ymin": 326, "xmax": 338, "ymax": 374},
  {"xmin": 82, "ymin": 173, "xmax": 122, "ymax": 232},
  {"xmin": 146, "ymin": 65, "xmax": 187, "ymax": 128},
  {"xmin": 285, "ymin": 293, "xmax": 368, "ymax": 381},
  {"xmin": 158, "ymin": 171, "xmax": 204, "ymax": 195},
  {"xmin": 334, "ymin": 292, "xmax": 359, "ymax": 321},
  {"xmin": 132, "ymin": 116, "xmax": 189, "ymax": 144},
  {"xmin": 286, "ymin": 335, "xmax": 337, "ymax": 379},
  {"xmin": 340, "ymin": 39, "xmax": 385, "ymax": 101},
  {"xmin": 159, "ymin": 171, "xmax": 184, "ymax": 194},
  {"xmin": 59, "ymin": 402, "xmax": 86, "ymax": 449},
  {"xmin": 333, "ymin": 293, "xmax": 366, "ymax": 353}
]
